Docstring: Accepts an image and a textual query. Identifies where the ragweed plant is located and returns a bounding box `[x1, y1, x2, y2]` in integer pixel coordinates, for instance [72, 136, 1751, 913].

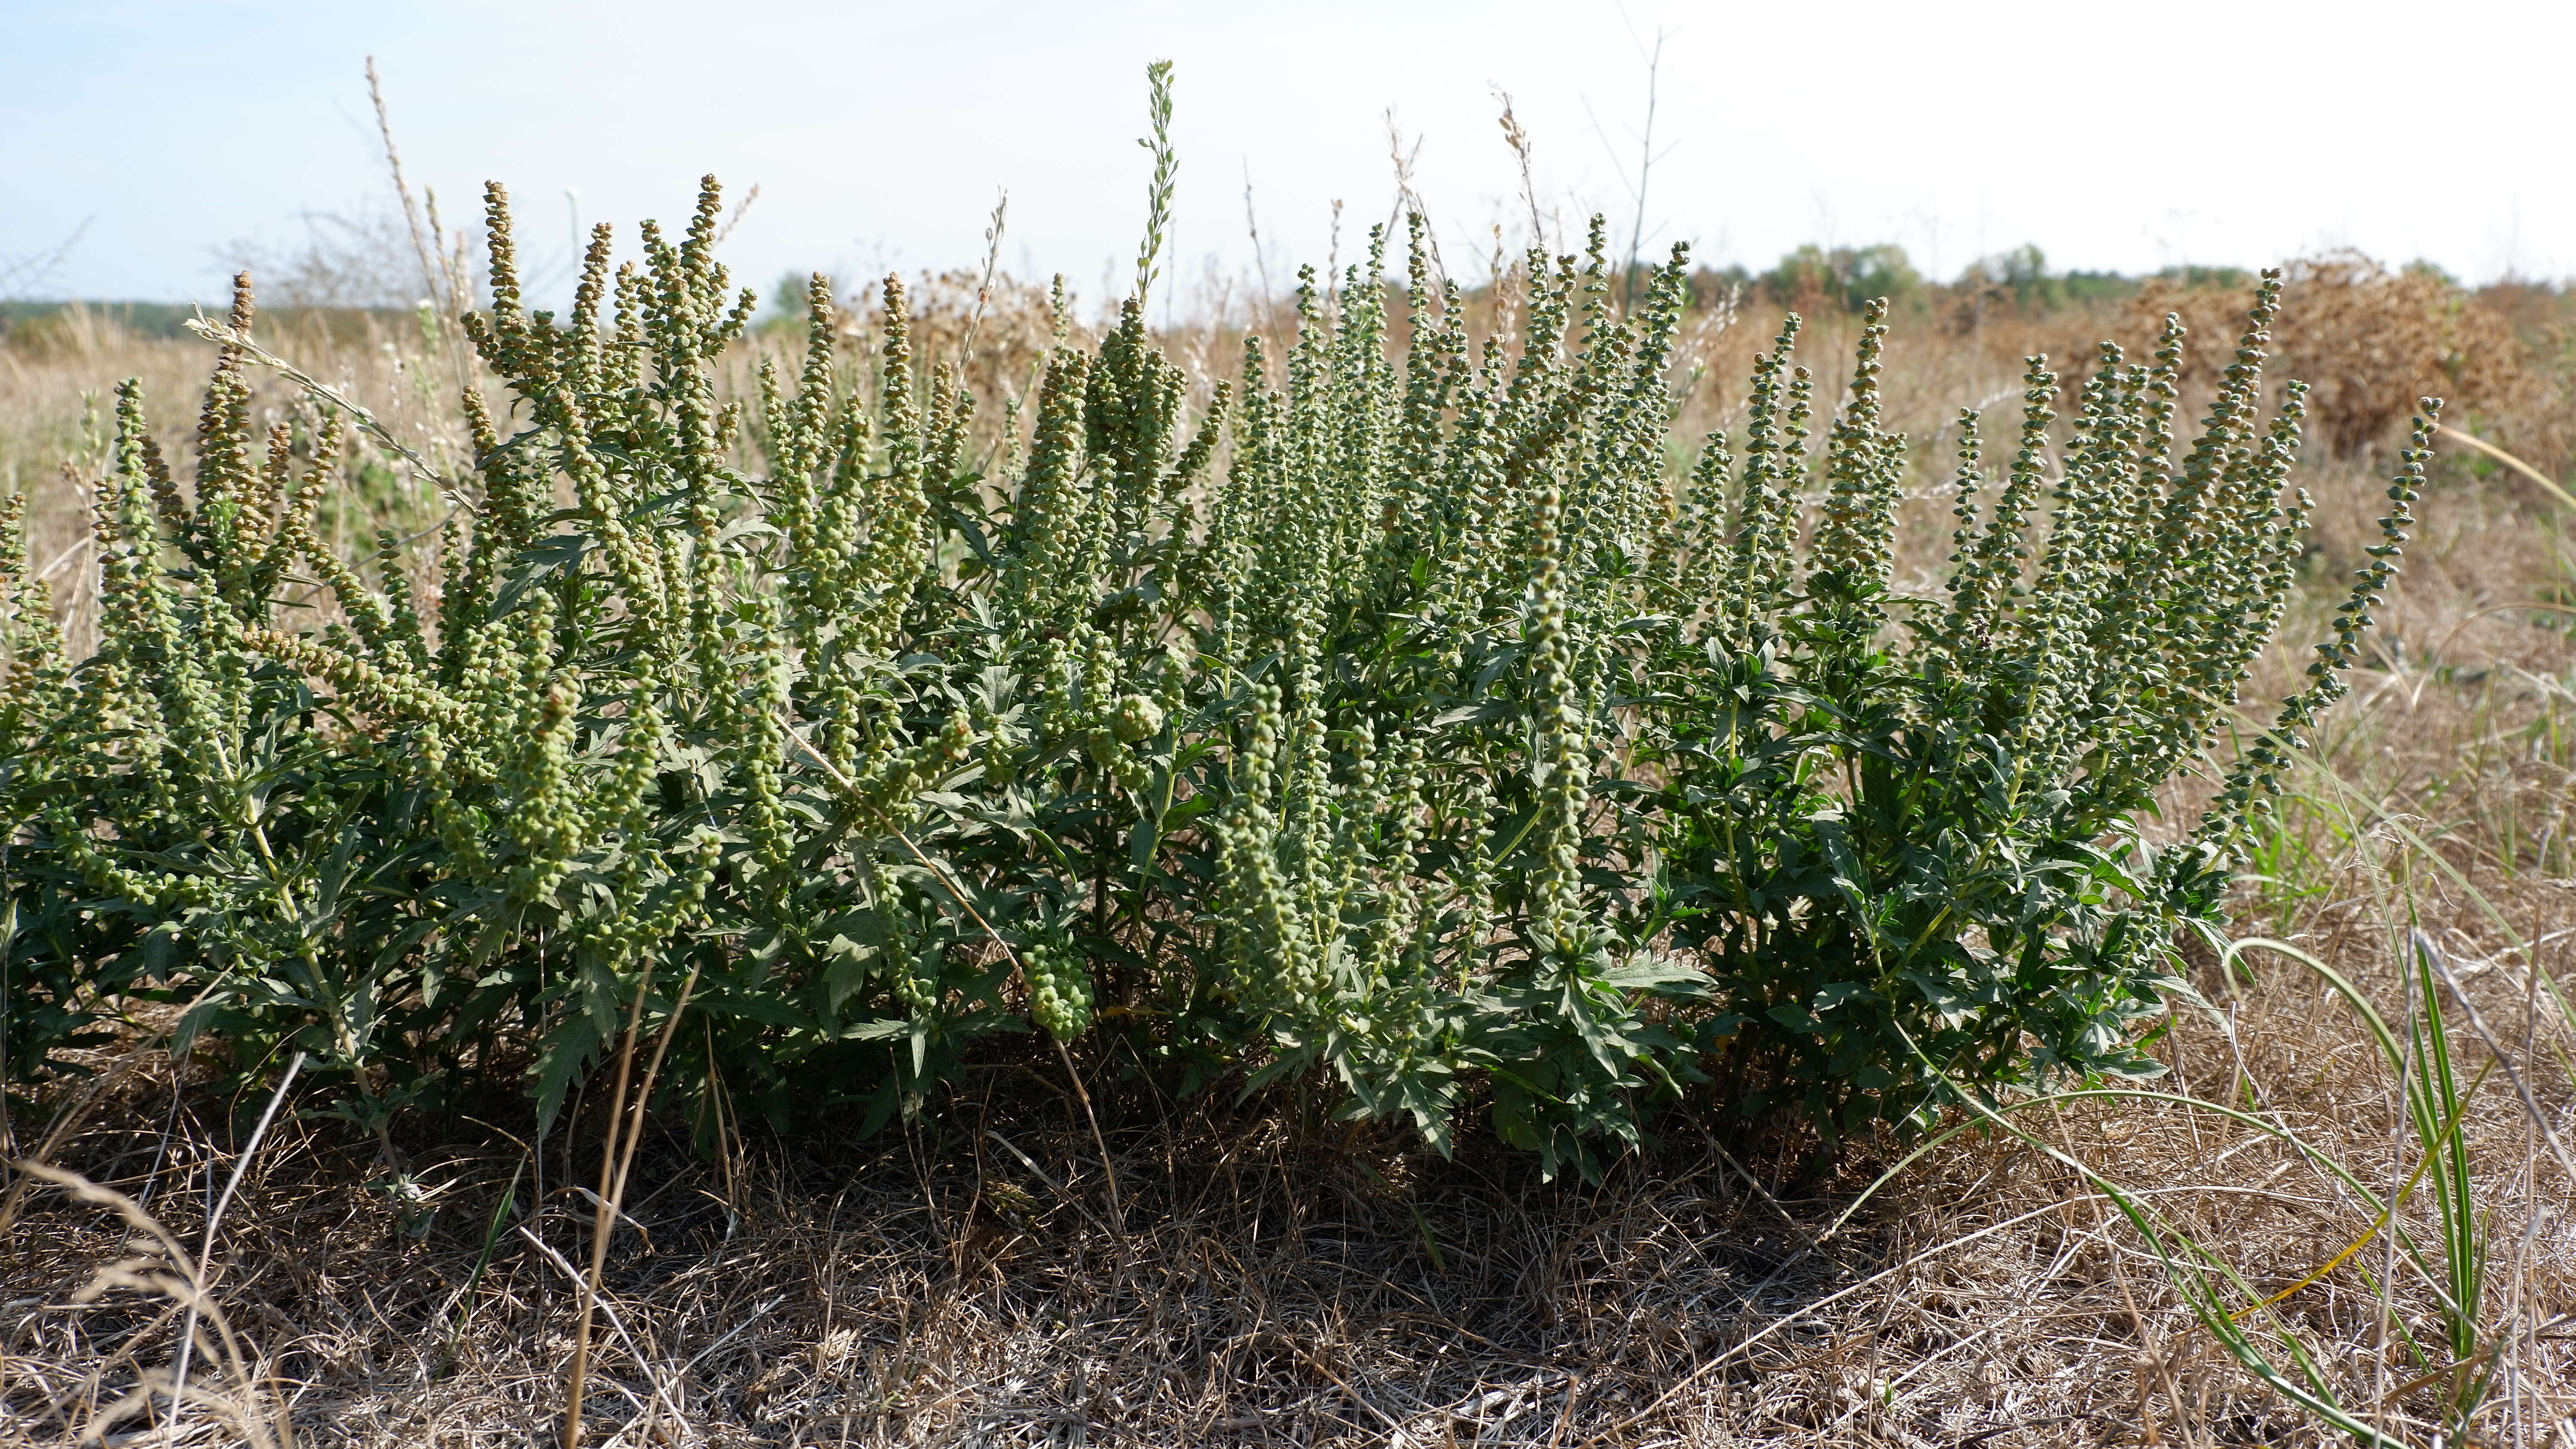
[0, 161, 2427, 1174]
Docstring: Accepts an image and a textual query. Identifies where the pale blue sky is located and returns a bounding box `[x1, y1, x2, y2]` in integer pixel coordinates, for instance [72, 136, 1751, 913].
[5, 0, 2569, 306]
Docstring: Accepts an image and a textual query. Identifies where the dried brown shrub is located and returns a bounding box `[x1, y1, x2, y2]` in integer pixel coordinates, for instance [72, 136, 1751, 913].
[2133, 250, 2545, 456]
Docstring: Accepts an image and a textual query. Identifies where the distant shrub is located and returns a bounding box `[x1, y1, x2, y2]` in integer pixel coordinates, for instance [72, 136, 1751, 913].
[0, 170, 2432, 1176]
[1759, 243, 1923, 315]
[216, 205, 429, 312]
[2135, 251, 2526, 455]
[1950, 246, 2137, 318]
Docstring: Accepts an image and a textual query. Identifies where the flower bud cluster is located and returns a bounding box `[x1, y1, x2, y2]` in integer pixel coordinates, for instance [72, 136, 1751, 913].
[0, 488, 67, 704]
[2197, 400, 2440, 851]
[1023, 934, 1095, 1043]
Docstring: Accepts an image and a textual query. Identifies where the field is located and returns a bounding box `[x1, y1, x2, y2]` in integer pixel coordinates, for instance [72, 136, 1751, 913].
[5, 180, 2576, 1449]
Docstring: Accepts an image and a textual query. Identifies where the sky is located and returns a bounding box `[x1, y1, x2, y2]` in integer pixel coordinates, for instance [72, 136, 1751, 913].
[4, 0, 2570, 309]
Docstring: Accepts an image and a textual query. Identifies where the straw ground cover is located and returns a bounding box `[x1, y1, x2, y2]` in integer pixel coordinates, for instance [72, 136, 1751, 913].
[6, 170, 2576, 1442]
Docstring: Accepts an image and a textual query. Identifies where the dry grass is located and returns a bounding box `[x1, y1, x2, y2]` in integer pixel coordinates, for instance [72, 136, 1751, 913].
[6, 943, 2569, 1447]
[6, 267, 2576, 1448]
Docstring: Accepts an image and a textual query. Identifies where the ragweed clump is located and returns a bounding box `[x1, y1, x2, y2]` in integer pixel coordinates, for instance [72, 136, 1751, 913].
[0, 161, 2424, 1172]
